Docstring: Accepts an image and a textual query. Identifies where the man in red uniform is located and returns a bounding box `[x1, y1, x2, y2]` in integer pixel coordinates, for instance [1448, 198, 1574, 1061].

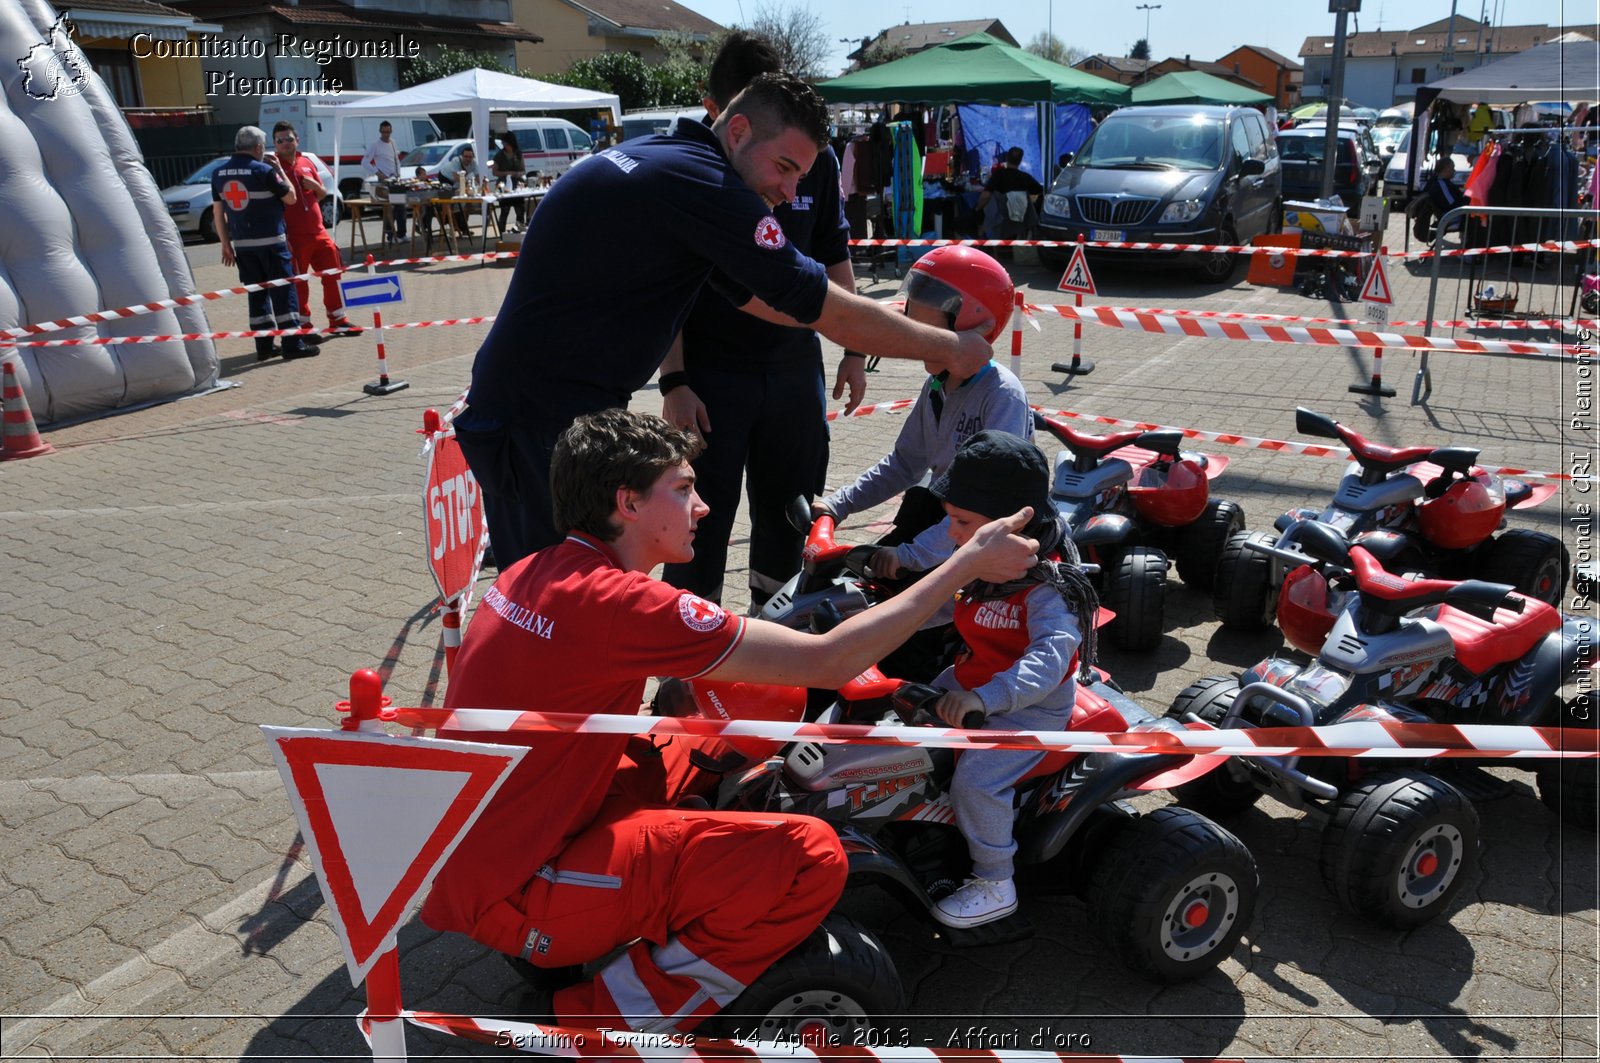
[271, 121, 358, 337]
[422, 408, 1039, 1033]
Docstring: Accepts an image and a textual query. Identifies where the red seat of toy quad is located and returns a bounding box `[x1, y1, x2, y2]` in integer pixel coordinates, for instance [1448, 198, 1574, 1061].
[1335, 422, 1436, 475]
[1017, 682, 1128, 783]
[1041, 417, 1147, 459]
[1434, 599, 1561, 674]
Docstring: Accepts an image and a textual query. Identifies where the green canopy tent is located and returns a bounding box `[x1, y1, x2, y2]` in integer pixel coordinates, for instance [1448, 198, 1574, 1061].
[1131, 71, 1273, 106]
[816, 32, 1130, 106]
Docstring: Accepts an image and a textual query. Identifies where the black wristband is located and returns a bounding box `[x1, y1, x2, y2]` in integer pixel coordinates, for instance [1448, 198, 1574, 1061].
[842, 350, 866, 359]
[659, 371, 691, 395]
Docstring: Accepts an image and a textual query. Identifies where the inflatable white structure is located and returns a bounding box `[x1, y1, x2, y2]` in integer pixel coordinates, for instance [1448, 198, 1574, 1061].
[1, 0, 218, 425]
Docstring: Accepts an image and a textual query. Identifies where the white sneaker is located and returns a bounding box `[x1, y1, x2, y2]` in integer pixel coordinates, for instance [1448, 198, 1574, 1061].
[933, 877, 1017, 928]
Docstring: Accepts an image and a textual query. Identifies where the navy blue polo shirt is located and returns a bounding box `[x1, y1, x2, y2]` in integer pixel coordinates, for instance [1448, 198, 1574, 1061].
[467, 118, 831, 418]
[682, 145, 849, 372]
[210, 153, 291, 245]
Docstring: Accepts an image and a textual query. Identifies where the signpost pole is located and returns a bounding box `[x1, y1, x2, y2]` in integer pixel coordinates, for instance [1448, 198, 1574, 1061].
[359, 255, 409, 396]
[1051, 235, 1097, 379]
[1350, 244, 1396, 397]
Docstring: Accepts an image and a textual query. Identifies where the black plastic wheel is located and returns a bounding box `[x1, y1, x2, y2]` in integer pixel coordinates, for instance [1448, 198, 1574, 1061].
[1319, 770, 1479, 929]
[1104, 545, 1168, 650]
[1536, 693, 1598, 831]
[1086, 806, 1257, 982]
[1175, 499, 1247, 591]
[1480, 528, 1570, 607]
[1213, 530, 1276, 630]
[703, 913, 903, 1044]
[1166, 677, 1262, 817]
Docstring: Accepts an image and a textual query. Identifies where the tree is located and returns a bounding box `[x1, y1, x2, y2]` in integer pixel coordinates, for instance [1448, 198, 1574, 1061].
[402, 45, 510, 87]
[859, 39, 907, 70]
[1130, 38, 1151, 61]
[650, 31, 710, 107]
[745, 2, 830, 77]
[1025, 32, 1087, 67]
[546, 51, 654, 110]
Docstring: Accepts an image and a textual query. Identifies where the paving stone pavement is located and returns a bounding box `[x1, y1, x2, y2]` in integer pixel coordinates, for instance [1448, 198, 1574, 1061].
[0, 214, 1595, 1061]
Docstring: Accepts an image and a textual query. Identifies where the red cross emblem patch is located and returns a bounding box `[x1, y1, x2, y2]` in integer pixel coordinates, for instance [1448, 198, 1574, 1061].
[753, 216, 786, 250]
[221, 179, 250, 211]
[677, 594, 726, 632]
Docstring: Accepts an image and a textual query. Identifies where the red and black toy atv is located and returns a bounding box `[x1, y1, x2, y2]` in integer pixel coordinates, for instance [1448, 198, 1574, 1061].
[657, 662, 1259, 994]
[1215, 407, 1567, 644]
[1034, 414, 1243, 650]
[1171, 525, 1597, 928]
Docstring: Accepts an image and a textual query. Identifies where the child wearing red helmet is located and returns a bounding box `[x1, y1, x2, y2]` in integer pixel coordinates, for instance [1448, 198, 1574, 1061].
[814, 246, 1033, 579]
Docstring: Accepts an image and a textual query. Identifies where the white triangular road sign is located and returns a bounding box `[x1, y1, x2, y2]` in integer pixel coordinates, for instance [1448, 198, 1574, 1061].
[1057, 244, 1098, 295]
[1358, 254, 1393, 304]
[262, 726, 526, 984]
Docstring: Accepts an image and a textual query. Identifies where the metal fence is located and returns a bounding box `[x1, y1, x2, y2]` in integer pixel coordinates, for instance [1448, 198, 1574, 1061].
[1416, 204, 1594, 404]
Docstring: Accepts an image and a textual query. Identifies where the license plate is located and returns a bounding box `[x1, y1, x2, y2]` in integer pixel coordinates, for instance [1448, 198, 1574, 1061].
[1091, 229, 1123, 242]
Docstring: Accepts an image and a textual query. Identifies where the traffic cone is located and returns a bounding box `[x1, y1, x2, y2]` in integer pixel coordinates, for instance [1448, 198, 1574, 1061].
[1, 360, 54, 460]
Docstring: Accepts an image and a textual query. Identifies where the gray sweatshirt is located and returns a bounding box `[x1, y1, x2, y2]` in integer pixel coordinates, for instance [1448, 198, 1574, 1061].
[823, 363, 1033, 562]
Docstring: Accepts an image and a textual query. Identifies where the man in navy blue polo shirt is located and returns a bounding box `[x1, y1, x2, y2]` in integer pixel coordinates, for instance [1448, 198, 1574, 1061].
[658, 32, 862, 608]
[455, 72, 999, 570]
[210, 126, 314, 362]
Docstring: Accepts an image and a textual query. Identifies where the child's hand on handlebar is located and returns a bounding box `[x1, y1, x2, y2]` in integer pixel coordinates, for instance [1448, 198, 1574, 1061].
[868, 547, 902, 580]
[932, 690, 985, 729]
[810, 499, 837, 522]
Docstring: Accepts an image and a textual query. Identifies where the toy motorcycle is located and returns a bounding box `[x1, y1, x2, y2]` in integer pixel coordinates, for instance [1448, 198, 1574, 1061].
[1170, 525, 1597, 929]
[1034, 414, 1242, 650]
[1215, 406, 1567, 640]
[657, 664, 1259, 987]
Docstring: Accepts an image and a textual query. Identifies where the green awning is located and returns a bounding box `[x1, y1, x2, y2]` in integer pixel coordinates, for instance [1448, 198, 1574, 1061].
[1130, 71, 1273, 106]
[817, 33, 1130, 106]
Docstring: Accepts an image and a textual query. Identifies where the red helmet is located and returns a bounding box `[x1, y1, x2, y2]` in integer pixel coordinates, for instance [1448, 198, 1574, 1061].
[1128, 457, 1210, 527]
[1277, 564, 1339, 655]
[1416, 477, 1504, 550]
[902, 245, 1015, 342]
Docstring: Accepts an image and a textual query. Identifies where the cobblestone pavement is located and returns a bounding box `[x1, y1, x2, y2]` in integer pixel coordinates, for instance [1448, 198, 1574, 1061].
[1, 213, 1595, 1061]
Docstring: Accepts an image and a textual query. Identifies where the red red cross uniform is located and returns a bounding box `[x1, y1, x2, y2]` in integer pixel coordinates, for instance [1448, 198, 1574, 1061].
[281, 153, 351, 329]
[421, 534, 845, 1033]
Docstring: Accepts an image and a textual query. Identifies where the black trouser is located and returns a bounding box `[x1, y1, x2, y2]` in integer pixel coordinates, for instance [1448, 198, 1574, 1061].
[237, 242, 303, 357]
[661, 360, 829, 605]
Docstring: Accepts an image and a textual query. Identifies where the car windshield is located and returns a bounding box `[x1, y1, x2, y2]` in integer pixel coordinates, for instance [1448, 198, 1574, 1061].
[402, 143, 455, 166]
[1372, 125, 1406, 151]
[182, 157, 227, 184]
[1276, 134, 1352, 164]
[1073, 115, 1225, 171]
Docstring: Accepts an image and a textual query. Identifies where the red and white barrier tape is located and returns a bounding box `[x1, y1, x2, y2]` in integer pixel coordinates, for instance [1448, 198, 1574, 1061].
[825, 397, 917, 422]
[0, 317, 500, 348]
[381, 706, 1598, 759]
[1060, 305, 1595, 332]
[1028, 404, 1588, 484]
[848, 237, 1595, 261]
[380, 1009, 1229, 1061]
[1039, 302, 1581, 358]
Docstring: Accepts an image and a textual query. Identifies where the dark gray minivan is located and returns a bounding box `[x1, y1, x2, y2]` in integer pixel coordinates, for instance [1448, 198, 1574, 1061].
[1040, 105, 1281, 280]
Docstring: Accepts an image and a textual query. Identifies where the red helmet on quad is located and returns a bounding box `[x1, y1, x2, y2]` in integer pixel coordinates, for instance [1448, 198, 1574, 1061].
[1277, 563, 1339, 655]
[1416, 476, 1505, 550]
[902, 245, 1014, 342]
[1128, 457, 1210, 527]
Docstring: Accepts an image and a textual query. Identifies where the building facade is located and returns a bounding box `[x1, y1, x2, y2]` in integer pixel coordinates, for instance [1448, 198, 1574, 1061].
[511, 0, 721, 76]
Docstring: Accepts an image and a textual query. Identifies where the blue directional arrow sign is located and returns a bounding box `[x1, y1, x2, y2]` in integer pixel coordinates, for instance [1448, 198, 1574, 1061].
[339, 274, 405, 308]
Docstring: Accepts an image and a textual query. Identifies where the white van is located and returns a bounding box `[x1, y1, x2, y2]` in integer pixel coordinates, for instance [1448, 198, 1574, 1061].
[259, 92, 442, 198]
[618, 106, 707, 142]
[504, 117, 596, 179]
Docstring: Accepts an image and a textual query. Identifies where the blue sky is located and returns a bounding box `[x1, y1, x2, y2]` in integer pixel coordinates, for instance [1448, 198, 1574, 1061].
[684, 1, 1578, 77]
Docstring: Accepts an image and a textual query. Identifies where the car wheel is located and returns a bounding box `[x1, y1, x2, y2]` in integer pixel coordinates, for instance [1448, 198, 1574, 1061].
[1266, 197, 1284, 235]
[1196, 222, 1238, 282]
[1175, 499, 1247, 591]
[1481, 528, 1570, 607]
[198, 209, 218, 243]
[1104, 546, 1168, 650]
[1166, 677, 1263, 818]
[1536, 693, 1598, 831]
[1213, 531, 1275, 630]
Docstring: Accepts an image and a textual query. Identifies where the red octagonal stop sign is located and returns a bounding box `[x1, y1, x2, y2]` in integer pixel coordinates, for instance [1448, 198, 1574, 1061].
[422, 427, 485, 603]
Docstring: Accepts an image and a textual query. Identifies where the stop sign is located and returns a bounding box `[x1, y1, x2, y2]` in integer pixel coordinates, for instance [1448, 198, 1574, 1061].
[422, 425, 485, 603]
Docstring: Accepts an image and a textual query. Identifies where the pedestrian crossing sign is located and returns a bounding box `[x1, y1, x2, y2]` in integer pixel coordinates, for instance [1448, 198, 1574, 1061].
[1057, 244, 1097, 296]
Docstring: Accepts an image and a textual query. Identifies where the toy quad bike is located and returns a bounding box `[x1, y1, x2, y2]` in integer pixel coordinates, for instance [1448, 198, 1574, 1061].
[1033, 413, 1243, 650]
[1170, 525, 1597, 929]
[1215, 406, 1567, 638]
[657, 665, 1259, 991]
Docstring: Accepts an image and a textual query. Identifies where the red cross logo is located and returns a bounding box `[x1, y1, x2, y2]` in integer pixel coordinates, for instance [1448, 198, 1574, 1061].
[753, 216, 786, 250]
[678, 594, 725, 632]
[221, 180, 249, 211]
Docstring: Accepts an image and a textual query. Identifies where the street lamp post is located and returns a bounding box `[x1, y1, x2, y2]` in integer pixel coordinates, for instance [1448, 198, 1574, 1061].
[1135, 4, 1161, 82]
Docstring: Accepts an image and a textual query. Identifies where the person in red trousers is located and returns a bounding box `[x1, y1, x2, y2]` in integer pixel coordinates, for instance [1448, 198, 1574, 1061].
[271, 121, 359, 338]
[421, 408, 1038, 1033]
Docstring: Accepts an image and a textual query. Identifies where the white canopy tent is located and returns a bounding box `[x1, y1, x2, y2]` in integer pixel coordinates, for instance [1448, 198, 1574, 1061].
[330, 68, 622, 178]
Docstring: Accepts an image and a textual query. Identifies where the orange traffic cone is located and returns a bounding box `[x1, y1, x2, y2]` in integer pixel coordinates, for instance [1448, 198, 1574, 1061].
[1, 359, 55, 460]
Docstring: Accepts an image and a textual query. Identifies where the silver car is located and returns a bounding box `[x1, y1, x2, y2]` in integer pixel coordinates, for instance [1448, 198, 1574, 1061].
[162, 154, 343, 242]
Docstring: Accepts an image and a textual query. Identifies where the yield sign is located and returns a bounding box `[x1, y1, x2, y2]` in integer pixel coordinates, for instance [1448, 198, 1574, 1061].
[1056, 243, 1097, 296]
[1358, 254, 1394, 305]
[261, 726, 525, 984]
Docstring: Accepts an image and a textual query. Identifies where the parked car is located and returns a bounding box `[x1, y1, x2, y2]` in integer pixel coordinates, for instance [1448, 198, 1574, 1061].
[259, 92, 441, 199]
[1274, 126, 1383, 211]
[400, 138, 474, 181]
[1038, 104, 1282, 281]
[1382, 128, 1470, 205]
[504, 117, 596, 178]
[617, 106, 707, 142]
[1370, 122, 1407, 158]
[162, 153, 343, 243]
